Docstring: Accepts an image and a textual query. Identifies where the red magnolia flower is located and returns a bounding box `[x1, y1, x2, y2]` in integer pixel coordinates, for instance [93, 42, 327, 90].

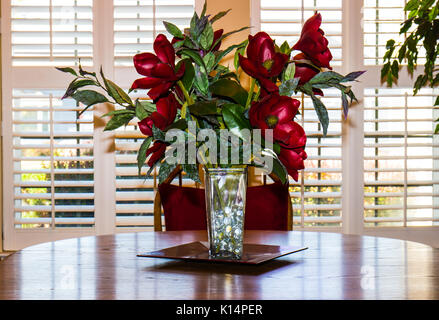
[145, 141, 166, 167]
[292, 12, 333, 69]
[210, 29, 224, 52]
[138, 94, 179, 137]
[293, 53, 319, 85]
[279, 146, 307, 182]
[239, 32, 289, 94]
[249, 93, 303, 148]
[131, 34, 185, 101]
[293, 53, 323, 96]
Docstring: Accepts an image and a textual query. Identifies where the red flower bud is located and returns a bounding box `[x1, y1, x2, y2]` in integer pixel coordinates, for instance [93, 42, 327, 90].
[292, 12, 333, 69]
[145, 141, 166, 167]
[279, 146, 307, 182]
[138, 94, 179, 137]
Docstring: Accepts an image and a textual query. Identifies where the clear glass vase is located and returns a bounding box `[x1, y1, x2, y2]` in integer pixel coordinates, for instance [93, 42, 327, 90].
[204, 167, 248, 260]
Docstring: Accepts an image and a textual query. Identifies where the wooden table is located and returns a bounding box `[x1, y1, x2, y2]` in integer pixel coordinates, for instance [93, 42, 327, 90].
[0, 230, 438, 300]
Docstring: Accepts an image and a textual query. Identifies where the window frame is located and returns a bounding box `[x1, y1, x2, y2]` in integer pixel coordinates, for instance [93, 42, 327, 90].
[2, 0, 439, 251]
[251, 0, 439, 238]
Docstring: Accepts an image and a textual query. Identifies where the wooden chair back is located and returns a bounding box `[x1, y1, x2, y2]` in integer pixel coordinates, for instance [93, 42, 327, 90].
[153, 165, 293, 231]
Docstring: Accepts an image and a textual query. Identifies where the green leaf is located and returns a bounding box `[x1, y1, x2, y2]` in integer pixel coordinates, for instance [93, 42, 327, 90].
[152, 124, 166, 141]
[56, 67, 78, 77]
[193, 66, 209, 96]
[211, 27, 250, 52]
[102, 109, 135, 118]
[190, 11, 199, 35]
[341, 70, 367, 82]
[434, 96, 439, 106]
[391, 60, 400, 79]
[107, 79, 133, 105]
[188, 100, 218, 116]
[271, 156, 288, 184]
[310, 94, 329, 136]
[78, 64, 96, 77]
[163, 21, 183, 38]
[209, 79, 248, 106]
[182, 164, 201, 183]
[341, 92, 349, 120]
[405, 0, 419, 11]
[435, 123, 439, 134]
[381, 62, 391, 81]
[200, 22, 214, 51]
[279, 41, 291, 55]
[385, 39, 396, 50]
[200, 1, 207, 17]
[100, 67, 133, 106]
[165, 119, 188, 131]
[414, 74, 426, 94]
[137, 137, 153, 174]
[135, 99, 150, 120]
[283, 63, 296, 81]
[104, 113, 134, 131]
[62, 79, 97, 99]
[279, 78, 300, 97]
[309, 71, 344, 85]
[203, 52, 216, 72]
[180, 49, 207, 73]
[137, 100, 156, 113]
[222, 103, 251, 140]
[398, 44, 407, 62]
[400, 19, 413, 34]
[210, 9, 231, 24]
[158, 162, 178, 184]
[71, 90, 109, 115]
[177, 59, 195, 91]
[214, 40, 248, 68]
[234, 40, 248, 71]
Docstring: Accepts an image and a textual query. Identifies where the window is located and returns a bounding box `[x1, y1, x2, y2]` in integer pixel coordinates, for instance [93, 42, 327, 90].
[2, 0, 438, 250]
[252, 0, 439, 231]
[2, 0, 196, 250]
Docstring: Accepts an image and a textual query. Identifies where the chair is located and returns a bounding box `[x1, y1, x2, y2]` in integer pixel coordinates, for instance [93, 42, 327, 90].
[153, 165, 293, 231]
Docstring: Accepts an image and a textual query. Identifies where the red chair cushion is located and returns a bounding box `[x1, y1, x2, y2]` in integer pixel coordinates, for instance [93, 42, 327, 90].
[158, 182, 290, 231]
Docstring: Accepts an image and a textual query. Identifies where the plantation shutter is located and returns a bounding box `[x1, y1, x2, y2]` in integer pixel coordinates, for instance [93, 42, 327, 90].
[257, 0, 343, 227]
[364, 88, 439, 226]
[363, 0, 439, 227]
[11, 0, 93, 66]
[114, 0, 194, 66]
[2, 0, 196, 249]
[113, 0, 194, 230]
[2, 0, 96, 249]
[11, 89, 95, 228]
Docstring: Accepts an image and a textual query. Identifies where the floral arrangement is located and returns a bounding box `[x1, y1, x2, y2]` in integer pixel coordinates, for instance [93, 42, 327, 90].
[57, 5, 364, 185]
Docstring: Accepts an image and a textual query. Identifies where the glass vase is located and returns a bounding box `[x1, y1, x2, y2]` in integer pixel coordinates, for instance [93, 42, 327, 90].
[204, 166, 248, 260]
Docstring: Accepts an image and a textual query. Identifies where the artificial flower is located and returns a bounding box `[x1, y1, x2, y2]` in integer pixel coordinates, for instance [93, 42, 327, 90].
[238, 32, 289, 94]
[278, 146, 307, 182]
[138, 94, 179, 137]
[145, 141, 167, 167]
[249, 93, 304, 148]
[292, 12, 333, 69]
[131, 34, 185, 100]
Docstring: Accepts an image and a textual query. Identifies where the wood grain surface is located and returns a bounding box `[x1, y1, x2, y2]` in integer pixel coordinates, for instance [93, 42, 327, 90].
[0, 230, 438, 300]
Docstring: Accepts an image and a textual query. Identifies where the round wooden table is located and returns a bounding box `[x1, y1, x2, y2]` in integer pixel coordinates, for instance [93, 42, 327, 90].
[0, 230, 438, 300]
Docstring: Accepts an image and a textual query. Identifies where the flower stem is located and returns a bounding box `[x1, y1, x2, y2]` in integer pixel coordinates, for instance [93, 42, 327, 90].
[177, 80, 194, 105]
[245, 78, 256, 109]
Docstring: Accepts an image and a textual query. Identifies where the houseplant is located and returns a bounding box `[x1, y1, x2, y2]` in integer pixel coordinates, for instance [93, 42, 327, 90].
[381, 0, 439, 130]
[57, 4, 364, 259]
